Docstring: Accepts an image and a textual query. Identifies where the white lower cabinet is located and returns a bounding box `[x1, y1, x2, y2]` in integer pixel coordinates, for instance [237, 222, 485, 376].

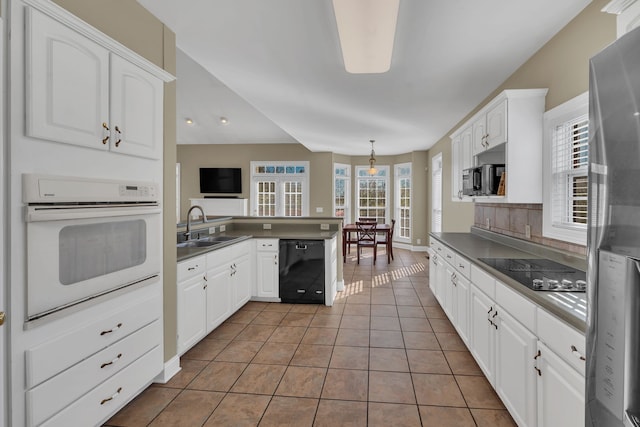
[255, 239, 279, 299]
[469, 284, 496, 384]
[535, 341, 585, 427]
[430, 236, 585, 427]
[177, 240, 253, 356]
[495, 306, 538, 427]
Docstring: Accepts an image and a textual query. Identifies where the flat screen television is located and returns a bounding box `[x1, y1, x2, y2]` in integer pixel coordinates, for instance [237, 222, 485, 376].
[199, 168, 242, 194]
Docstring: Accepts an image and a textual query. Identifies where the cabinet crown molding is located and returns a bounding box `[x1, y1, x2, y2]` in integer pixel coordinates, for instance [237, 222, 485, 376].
[602, 0, 637, 14]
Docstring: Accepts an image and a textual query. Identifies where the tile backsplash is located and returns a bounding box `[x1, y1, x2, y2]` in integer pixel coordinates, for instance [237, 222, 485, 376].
[474, 203, 586, 256]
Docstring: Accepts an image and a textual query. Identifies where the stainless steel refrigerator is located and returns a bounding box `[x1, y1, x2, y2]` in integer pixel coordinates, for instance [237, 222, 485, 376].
[587, 24, 640, 427]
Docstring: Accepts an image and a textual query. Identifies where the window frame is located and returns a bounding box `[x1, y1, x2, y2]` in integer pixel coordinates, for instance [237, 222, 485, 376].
[250, 161, 310, 217]
[355, 165, 390, 224]
[333, 163, 351, 223]
[394, 162, 411, 242]
[542, 92, 588, 245]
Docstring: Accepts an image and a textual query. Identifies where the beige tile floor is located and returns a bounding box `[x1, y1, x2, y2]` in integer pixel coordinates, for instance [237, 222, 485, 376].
[104, 248, 516, 427]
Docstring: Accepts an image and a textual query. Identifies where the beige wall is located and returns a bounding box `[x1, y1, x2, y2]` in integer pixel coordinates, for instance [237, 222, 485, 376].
[427, 0, 616, 235]
[53, 0, 179, 362]
[179, 145, 431, 246]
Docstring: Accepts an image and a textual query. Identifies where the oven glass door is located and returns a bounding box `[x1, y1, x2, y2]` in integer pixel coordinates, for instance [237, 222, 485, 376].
[26, 207, 161, 319]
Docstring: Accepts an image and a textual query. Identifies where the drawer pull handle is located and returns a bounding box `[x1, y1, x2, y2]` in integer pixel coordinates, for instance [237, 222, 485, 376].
[187, 265, 198, 271]
[100, 323, 123, 336]
[100, 387, 122, 405]
[570, 345, 586, 361]
[100, 353, 123, 369]
[458, 263, 464, 268]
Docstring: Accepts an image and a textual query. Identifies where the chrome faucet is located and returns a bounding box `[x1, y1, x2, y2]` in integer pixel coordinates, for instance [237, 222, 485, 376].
[185, 205, 207, 240]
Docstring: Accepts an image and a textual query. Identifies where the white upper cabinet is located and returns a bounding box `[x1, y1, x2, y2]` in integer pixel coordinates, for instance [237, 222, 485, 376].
[25, 6, 172, 160]
[450, 126, 473, 201]
[109, 55, 164, 159]
[26, 8, 110, 151]
[450, 89, 547, 203]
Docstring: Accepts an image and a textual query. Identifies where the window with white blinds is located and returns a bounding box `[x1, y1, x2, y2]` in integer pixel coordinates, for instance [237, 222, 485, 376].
[431, 154, 443, 233]
[543, 93, 588, 245]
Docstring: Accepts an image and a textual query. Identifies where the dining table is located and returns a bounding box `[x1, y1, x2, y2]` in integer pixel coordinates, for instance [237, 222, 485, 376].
[342, 223, 392, 263]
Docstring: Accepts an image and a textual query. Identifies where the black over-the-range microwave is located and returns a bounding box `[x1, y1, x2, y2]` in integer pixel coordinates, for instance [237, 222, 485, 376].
[462, 164, 505, 196]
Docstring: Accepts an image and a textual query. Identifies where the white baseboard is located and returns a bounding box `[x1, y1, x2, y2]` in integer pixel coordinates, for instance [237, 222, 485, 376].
[393, 242, 428, 252]
[250, 297, 281, 303]
[154, 355, 181, 384]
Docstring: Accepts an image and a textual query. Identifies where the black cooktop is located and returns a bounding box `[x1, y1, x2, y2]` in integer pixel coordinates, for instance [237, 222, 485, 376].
[478, 258, 586, 292]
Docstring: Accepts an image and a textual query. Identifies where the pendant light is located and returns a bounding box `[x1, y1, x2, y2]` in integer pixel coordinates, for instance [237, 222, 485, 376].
[368, 139, 377, 175]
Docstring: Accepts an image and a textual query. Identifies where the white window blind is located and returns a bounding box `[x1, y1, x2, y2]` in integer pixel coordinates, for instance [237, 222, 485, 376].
[551, 114, 588, 227]
[431, 154, 442, 233]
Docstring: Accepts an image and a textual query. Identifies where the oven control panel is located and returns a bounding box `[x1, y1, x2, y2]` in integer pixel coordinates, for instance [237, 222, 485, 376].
[119, 184, 157, 199]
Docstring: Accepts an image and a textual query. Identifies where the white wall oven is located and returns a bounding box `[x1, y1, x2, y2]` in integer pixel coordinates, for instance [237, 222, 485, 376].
[23, 174, 161, 320]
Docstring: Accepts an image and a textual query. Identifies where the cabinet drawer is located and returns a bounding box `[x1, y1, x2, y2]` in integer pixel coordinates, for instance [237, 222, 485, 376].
[27, 320, 161, 426]
[441, 246, 455, 265]
[537, 308, 586, 374]
[495, 280, 536, 333]
[177, 255, 206, 280]
[26, 291, 161, 388]
[430, 238, 444, 254]
[232, 240, 251, 258]
[256, 238, 279, 252]
[471, 264, 496, 298]
[454, 254, 471, 279]
[40, 345, 162, 427]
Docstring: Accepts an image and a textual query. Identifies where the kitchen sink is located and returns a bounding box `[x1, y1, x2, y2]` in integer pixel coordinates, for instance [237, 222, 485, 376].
[176, 240, 221, 248]
[197, 235, 239, 243]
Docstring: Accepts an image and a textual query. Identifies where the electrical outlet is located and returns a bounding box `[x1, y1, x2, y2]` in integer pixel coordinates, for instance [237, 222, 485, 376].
[208, 226, 216, 234]
[417, 238, 421, 244]
[320, 224, 330, 230]
[316, 207, 324, 213]
[485, 218, 490, 228]
[263, 223, 272, 230]
[220, 225, 226, 232]
[525, 224, 531, 239]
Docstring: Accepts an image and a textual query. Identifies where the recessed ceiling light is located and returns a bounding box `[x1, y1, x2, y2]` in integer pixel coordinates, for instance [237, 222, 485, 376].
[332, 0, 400, 74]
[185, 118, 194, 125]
[220, 117, 229, 125]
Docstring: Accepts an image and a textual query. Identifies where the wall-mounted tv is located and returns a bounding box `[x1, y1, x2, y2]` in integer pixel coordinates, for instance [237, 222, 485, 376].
[199, 168, 242, 194]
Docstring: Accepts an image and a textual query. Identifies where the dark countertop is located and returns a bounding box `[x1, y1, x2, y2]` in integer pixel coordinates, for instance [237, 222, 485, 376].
[177, 229, 339, 262]
[430, 229, 587, 332]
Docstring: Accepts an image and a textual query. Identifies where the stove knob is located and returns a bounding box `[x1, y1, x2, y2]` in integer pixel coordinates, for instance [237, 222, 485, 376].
[532, 279, 544, 290]
[548, 279, 559, 290]
[575, 280, 587, 291]
[561, 279, 573, 289]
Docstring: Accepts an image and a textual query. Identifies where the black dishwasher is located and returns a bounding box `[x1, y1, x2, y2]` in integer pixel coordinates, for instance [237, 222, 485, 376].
[279, 239, 325, 304]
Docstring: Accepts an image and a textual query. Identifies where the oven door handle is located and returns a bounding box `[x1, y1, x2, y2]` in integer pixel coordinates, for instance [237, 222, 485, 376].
[25, 205, 161, 222]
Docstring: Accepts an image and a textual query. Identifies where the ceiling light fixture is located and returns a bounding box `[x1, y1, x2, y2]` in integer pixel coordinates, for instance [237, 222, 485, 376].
[332, 0, 400, 74]
[368, 139, 377, 175]
[185, 118, 194, 125]
[220, 117, 229, 125]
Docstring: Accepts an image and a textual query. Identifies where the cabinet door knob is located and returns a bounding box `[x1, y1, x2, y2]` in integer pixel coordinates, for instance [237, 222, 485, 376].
[114, 125, 122, 147]
[102, 122, 110, 145]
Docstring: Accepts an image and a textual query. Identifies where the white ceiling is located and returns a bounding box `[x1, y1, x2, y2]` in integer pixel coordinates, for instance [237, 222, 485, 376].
[138, 0, 592, 155]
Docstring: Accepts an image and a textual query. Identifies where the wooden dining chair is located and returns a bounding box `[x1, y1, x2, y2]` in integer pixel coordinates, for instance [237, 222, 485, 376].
[376, 219, 395, 263]
[356, 221, 377, 264]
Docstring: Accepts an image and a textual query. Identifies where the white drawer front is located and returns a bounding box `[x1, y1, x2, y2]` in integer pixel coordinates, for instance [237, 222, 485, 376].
[177, 255, 206, 280]
[441, 246, 455, 265]
[40, 345, 162, 427]
[232, 240, 252, 258]
[26, 291, 161, 388]
[471, 264, 496, 298]
[537, 308, 586, 374]
[495, 280, 536, 333]
[205, 245, 233, 266]
[27, 320, 161, 426]
[256, 238, 279, 252]
[455, 254, 471, 279]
